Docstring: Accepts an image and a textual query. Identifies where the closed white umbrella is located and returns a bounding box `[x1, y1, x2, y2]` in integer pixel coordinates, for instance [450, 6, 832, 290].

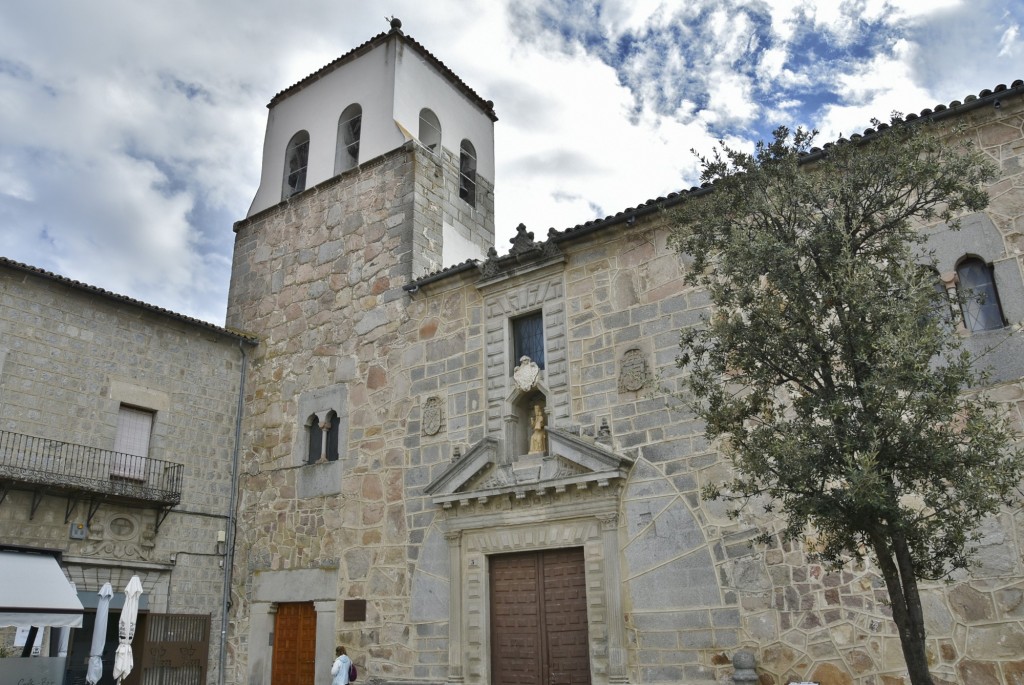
[58, 581, 77, 659]
[86, 582, 113, 685]
[112, 576, 143, 684]
[58, 626, 71, 657]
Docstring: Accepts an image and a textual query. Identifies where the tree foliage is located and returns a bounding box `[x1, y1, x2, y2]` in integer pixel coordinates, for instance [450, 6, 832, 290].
[671, 120, 1023, 684]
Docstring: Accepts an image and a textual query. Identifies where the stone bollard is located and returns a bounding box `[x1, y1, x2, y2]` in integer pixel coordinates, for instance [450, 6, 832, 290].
[731, 650, 758, 683]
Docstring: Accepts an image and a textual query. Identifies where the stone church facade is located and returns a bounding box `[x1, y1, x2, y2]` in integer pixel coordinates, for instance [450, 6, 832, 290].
[223, 20, 1024, 685]
[3, 19, 1022, 685]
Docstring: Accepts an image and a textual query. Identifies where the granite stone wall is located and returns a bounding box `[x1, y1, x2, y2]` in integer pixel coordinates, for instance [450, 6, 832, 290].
[0, 263, 245, 684]
[226, 96, 1024, 685]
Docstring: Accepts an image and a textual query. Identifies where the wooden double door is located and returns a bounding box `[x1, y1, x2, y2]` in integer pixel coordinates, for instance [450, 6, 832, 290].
[272, 602, 317, 685]
[490, 548, 592, 685]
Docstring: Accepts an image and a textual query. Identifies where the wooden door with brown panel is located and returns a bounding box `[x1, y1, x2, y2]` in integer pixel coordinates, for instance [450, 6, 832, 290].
[272, 601, 317, 685]
[490, 548, 591, 685]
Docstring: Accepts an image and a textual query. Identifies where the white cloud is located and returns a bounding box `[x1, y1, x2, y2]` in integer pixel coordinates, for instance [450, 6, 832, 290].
[0, 0, 1017, 323]
[998, 23, 1020, 57]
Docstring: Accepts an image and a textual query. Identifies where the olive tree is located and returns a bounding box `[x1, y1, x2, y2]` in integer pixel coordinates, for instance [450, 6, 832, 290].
[671, 121, 1023, 685]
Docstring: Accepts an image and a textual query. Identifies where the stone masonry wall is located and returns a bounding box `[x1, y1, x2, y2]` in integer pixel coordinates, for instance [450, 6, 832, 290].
[227, 142, 423, 683]
[412, 143, 495, 280]
[0, 264, 245, 684]
[226, 94, 1024, 685]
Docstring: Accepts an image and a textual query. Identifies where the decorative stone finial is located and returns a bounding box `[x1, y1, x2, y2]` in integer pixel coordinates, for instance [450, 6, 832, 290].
[388, 16, 403, 34]
[509, 223, 538, 256]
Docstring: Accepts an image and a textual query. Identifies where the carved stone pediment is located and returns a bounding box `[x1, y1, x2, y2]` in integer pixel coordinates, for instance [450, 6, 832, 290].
[424, 428, 633, 509]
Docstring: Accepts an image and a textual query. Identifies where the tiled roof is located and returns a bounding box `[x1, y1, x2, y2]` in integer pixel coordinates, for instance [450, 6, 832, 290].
[268, 21, 498, 122]
[405, 259, 481, 291]
[546, 79, 1024, 243]
[406, 78, 1023, 291]
[0, 256, 257, 343]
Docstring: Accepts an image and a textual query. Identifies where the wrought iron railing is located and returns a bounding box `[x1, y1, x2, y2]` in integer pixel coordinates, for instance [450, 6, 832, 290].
[0, 429, 183, 505]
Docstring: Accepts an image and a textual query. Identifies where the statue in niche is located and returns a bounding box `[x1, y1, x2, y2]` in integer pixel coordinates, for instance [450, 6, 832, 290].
[528, 404, 547, 455]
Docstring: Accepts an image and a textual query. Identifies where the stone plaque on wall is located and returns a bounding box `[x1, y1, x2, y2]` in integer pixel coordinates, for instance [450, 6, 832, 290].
[423, 396, 443, 436]
[618, 348, 649, 393]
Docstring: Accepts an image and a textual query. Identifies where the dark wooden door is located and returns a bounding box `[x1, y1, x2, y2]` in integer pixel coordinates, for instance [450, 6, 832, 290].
[490, 548, 591, 685]
[272, 602, 317, 685]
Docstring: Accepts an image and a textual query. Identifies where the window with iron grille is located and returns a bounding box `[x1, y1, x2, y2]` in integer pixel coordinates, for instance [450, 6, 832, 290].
[139, 613, 211, 685]
[283, 131, 310, 199]
[336, 104, 362, 173]
[459, 139, 477, 207]
[956, 257, 1004, 332]
[419, 108, 442, 152]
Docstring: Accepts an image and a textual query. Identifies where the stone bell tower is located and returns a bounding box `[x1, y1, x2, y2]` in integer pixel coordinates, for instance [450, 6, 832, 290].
[228, 17, 496, 332]
[223, 25, 497, 683]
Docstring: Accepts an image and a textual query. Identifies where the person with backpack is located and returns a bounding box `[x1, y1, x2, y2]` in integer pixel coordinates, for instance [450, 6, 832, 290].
[331, 645, 355, 685]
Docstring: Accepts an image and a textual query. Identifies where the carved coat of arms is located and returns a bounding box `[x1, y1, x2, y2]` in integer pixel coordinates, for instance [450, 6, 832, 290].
[422, 396, 443, 436]
[513, 356, 540, 392]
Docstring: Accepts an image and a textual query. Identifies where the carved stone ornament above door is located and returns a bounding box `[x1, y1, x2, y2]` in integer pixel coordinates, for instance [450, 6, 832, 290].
[424, 428, 633, 510]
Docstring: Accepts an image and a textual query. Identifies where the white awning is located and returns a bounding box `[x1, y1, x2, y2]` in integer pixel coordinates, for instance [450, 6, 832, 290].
[0, 551, 84, 628]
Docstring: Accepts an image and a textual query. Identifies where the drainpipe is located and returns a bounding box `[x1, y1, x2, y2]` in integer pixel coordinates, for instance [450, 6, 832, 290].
[219, 339, 248, 685]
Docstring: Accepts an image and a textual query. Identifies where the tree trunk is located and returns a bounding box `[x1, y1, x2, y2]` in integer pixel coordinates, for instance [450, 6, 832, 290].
[869, 531, 934, 685]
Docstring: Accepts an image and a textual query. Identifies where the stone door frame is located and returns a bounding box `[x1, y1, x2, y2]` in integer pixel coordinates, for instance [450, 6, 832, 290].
[444, 510, 630, 685]
[246, 567, 338, 685]
[271, 601, 317, 684]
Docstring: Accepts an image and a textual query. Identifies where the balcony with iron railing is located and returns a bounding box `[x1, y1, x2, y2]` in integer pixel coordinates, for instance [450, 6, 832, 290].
[0, 429, 183, 507]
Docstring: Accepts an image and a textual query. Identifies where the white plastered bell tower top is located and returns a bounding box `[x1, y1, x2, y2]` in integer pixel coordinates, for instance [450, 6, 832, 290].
[247, 18, 498, 227]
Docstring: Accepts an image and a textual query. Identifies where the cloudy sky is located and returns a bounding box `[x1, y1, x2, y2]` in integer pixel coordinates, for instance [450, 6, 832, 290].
[1, 1, 1021, 324]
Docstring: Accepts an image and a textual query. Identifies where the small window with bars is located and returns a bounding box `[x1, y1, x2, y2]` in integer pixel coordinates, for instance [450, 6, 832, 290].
[282, 130, 310, 199]
[336, 104, 362, 173]
[459, 139, 477, 207]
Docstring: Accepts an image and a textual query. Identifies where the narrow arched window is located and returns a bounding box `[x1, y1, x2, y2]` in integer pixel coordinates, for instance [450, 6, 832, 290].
[459, 139, 476, 207]
[956, 257, 1004, 331]
[306, 411, 340, 464]
[306, 414, 322, 464]
[336, 104, 362, 173]
[324, 410, 339, 462]
[282, 131, 310, 199]
[419, 108, 442, 152]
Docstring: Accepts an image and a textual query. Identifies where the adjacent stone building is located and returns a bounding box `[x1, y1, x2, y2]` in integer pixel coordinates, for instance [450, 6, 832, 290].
[223, 19, 1024, 685]
[0, 257, 253, 684]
